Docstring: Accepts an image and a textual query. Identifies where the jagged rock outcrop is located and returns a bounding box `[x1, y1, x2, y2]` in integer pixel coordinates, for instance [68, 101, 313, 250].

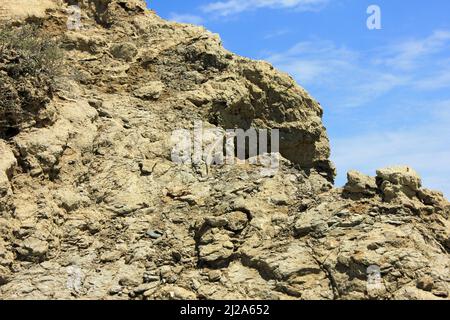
[0, 0, 448, 300]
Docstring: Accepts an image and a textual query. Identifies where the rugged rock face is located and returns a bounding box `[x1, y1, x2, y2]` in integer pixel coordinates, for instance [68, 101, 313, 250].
[0, 0, 448, 300]
[0, 0, 57, 20]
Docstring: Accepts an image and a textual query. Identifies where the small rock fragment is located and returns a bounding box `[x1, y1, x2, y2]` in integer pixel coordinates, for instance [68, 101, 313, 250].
[134, 81, 164, 100]
[226, 211, 248, 232]
[208, 270, 221, 282]
[146, 229, 164, 239]
[417, 276, 434, 292]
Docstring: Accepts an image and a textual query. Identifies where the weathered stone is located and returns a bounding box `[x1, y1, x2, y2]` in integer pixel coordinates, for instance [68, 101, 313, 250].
[417, 276, 434, 292]
[133, 282, 159, 294]
[110, 42, 138, 61]
[198, 230, 234, 265]
[208, 270, 221, 282]
[376, 166, 422, 200]
[294, 217, 328, 238]
[418, 189, 447, 208]
[140, 159, 157, 175]
[159, 285, 197, 300]
[0, 141, 16, 195]
[344, 170, 378, 196]
[204, 216, 228, 228]
[134, 81, 164, 100]
[226, 211, 248, 232]
[53, 189, 87, 212]
[0, 0, 447, 302]
[0, 0, 56, 21]
[119, 275, 141, 287]
[15, 238, 48, 262]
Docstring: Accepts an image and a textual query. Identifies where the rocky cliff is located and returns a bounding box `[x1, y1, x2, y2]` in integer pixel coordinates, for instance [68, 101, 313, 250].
[0, 0, 448, 300]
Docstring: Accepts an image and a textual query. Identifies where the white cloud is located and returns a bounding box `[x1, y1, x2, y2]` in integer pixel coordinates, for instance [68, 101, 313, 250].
[344, 73, 407, 107]
[264, 28, 291, 39]
[201, 0, 328, 16]
[266, 40, 357, 83]
[373, 30, 450, 70]
[415, 66, 450, 90]
[168, 13, 205, 25]
[265, 30, 450, 108]
[166, 0, 328, 26]
[265, 40, 407, 107]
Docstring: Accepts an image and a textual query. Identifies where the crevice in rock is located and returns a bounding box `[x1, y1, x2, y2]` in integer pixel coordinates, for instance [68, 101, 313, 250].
[307, 244, 341, 300]
[239, 254, 279, 282]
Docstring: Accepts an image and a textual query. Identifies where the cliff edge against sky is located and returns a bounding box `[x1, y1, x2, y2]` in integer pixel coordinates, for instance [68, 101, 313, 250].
[0, 0, 448, 300]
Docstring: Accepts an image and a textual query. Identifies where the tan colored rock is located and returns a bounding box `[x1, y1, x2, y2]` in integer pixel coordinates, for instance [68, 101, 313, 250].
[0, 0, 57, 21]
[344, 170, 378, 196]
[139, 159, 157, 175]
[198, 229, 234, 265]
[418, 188, 448, 209]
[159, 285, 197, 300]
[63, 32, 107, 54]
[0, 141, 16, 195]
[134, 81, 165, 100]
[15, 237, 49, 262]
[376, 166, 422, 201]
[417, 276, 434, 292]
[377, 166, 421, 187]
[226, 211, 248, 231]
[0, 0, 448, 301]
[110, 42, 138, 62]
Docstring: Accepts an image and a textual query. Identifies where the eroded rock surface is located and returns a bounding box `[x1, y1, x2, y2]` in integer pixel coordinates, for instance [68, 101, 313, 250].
[0, 0, 448, 300]
[0, 0, 57, 21]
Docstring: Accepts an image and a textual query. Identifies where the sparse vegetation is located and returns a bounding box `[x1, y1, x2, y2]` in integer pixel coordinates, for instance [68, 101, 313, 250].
[0, 24, 63, 138]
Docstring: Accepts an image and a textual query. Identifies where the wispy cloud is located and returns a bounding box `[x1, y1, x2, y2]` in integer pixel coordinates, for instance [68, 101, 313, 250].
[373, 30, 450, 70]
[265, 31, 450, 108]
[164, 0, 328, 26]
[264, 32, 450, 198]
[266, 40, 408, 108]
[168, 12, 205, 25]
[201, 0, 328, 16]
[264, 28, 291, 39]
[414, 65, 450, 90]
[266, 40, 357, 82]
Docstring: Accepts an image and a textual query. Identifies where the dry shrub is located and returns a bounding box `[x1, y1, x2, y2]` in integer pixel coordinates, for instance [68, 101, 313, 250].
[0, 24, 63, 138]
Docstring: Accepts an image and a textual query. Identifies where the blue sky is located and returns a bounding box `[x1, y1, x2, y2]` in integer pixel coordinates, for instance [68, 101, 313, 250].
[148, 0, 450, 198]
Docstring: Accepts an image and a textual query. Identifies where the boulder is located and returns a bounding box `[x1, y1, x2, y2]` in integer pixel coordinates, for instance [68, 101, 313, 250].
[376, 166, 421, 201]
[344, 170, 378, 197]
